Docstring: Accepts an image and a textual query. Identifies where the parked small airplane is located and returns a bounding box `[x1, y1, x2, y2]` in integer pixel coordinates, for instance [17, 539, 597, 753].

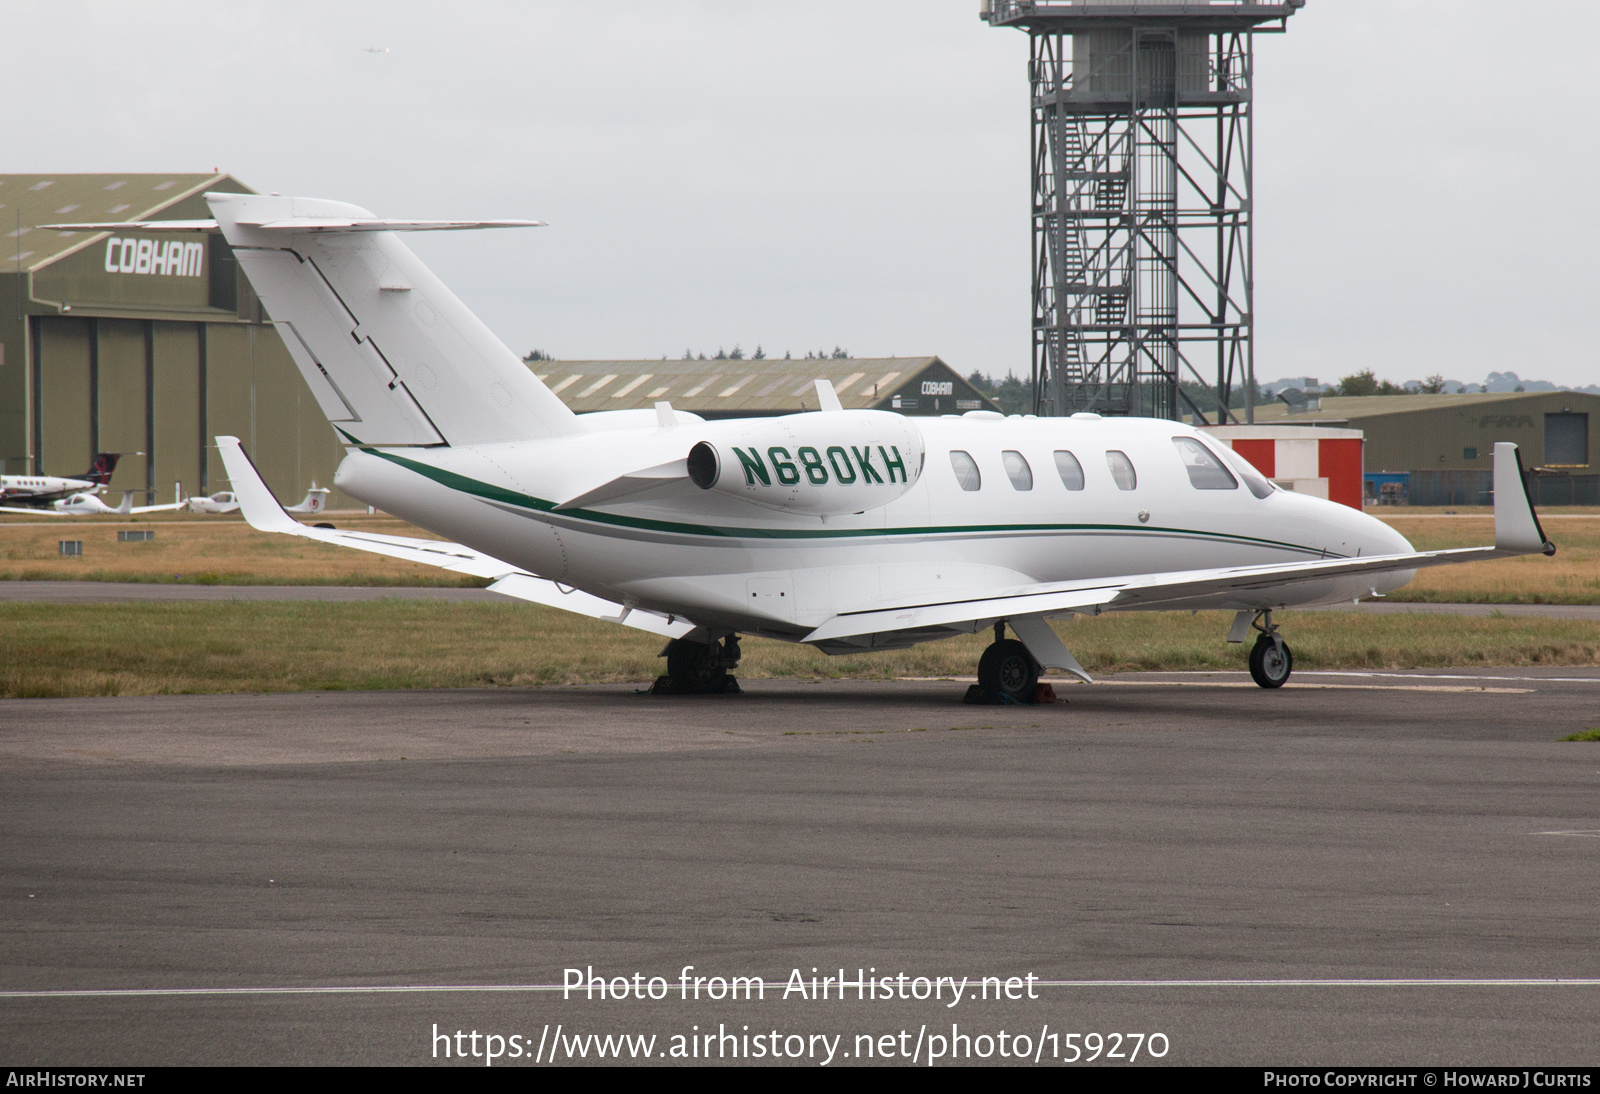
[0, 454, 122, 508]
[188, 491, 241, 515]
[49, 195, 1556, 700]
[0, 486, 186, 517]
[189, 485, 324, 515]
[285, 485, 330, 515]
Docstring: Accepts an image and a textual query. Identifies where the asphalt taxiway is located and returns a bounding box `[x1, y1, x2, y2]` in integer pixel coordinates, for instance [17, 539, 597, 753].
[3, 672, 1598, 1065]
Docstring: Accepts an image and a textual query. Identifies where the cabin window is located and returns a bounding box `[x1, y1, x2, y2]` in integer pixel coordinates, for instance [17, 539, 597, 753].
[949, 450, 981, 491]
[1002, 450, 1033, 491]
[1106, 450, 1137, 491]
[1053, 450, 1085, 491]
[1171, 437, 1238, 490]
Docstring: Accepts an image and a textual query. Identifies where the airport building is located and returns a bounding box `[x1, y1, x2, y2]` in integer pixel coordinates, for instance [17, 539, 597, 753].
[0, 173, 355, 507]
[536, 357, 998, 418]
[1249, 391, 1600, 505]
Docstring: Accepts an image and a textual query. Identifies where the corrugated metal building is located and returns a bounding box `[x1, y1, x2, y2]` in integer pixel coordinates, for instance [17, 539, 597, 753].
[0, 173, 354, 506]
[535, 357, 998, 418]
[1249, 391, 1600, 505]
[1249, 391, 1599, 471]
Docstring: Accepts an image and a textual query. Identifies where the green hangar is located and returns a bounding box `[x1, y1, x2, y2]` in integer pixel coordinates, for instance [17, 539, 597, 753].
[1252, 391, 1600, 505]
[0, 173, 353, 506]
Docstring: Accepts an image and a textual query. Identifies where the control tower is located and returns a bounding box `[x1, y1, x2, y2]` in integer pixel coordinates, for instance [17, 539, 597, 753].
[982, 0, 1303, 421]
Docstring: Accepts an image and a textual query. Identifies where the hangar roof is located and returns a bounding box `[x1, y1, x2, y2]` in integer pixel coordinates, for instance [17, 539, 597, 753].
[0, 173, 253, 272]
[532, 356, 997, 416]
[1250, 390, 1600, 423]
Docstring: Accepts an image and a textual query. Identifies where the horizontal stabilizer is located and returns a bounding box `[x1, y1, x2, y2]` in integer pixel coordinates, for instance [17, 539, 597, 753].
[210, 193, 577, 446]
[41, 220, 219, 233]
[41, 218, 543, 235]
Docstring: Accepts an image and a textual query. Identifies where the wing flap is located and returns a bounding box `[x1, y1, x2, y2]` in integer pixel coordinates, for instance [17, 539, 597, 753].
[486, 574, 695, 639]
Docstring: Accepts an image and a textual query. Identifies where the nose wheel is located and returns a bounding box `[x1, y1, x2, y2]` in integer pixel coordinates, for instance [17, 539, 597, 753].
[1245, 611, 1293, 688]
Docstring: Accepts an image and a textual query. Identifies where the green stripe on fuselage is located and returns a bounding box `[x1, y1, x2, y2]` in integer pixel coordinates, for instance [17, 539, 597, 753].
[360, 447, 1335, 556]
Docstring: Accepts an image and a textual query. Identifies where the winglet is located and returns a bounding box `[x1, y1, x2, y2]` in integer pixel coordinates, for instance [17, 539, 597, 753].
[213, 436, 304, 534]
[814, 379, 843, 413]
[1493, 442, 1555, 556]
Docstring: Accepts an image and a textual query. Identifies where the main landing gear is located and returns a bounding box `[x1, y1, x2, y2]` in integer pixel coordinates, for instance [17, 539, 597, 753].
[1244, 610, 1293, 689]
[655, 634, 743, 695]
[966, 622, 1050, 705]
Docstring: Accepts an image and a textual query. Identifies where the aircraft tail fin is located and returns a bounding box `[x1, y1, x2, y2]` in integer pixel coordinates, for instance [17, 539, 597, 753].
[113, 492, 132, 514]
[206, 193, 581, 449]
[284, 486, 331, 515]
[80, 453, 121, 486]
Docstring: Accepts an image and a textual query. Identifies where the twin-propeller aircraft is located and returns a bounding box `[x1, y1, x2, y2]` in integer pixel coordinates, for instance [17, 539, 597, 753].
[47, 195, 1555, 700]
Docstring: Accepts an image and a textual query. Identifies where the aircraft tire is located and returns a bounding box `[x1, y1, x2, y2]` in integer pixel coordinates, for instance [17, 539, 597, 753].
[978, 639, 1039, 701]
[1248, 633, 1293, 689]
[665, 638, 728, 694]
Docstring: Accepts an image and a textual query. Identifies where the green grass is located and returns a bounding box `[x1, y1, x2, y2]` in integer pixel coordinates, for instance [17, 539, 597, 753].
[1560, 729, 1600, 742]
[2, 601, 1597, 699]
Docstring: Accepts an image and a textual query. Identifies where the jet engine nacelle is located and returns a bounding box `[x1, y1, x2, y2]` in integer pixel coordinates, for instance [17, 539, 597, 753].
[686, 411, 925, 515]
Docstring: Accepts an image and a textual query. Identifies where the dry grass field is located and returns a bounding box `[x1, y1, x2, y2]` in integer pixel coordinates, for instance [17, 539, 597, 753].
[1377, 512, 1599, 604]
[0, 511, 482, 586]
[0, 507, 1594, 698]
[1, 600, 1596, 699]
[1, 508, 1594, 602]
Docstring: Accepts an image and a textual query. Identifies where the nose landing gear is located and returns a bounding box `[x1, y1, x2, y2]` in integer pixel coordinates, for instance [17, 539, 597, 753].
[1245, 610, 1293, 689]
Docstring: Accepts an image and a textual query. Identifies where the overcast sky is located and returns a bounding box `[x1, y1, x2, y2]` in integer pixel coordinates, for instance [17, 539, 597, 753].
[7, 0, 1597, 389]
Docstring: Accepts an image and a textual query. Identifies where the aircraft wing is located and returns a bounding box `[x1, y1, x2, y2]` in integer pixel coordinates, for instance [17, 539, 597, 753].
[0, 505, 78, 516]
[213, 436, 694, 638]
[805, 442, 1554, 645]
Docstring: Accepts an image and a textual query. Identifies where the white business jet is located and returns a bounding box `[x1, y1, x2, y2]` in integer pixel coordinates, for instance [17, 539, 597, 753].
[46, 196, 1555, 700]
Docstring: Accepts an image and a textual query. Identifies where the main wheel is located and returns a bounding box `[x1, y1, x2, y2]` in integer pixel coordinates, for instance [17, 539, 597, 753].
[1248, 633, 1293, 689]
[977, 639, 1040, 702]
[665, 638, 727, 694]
